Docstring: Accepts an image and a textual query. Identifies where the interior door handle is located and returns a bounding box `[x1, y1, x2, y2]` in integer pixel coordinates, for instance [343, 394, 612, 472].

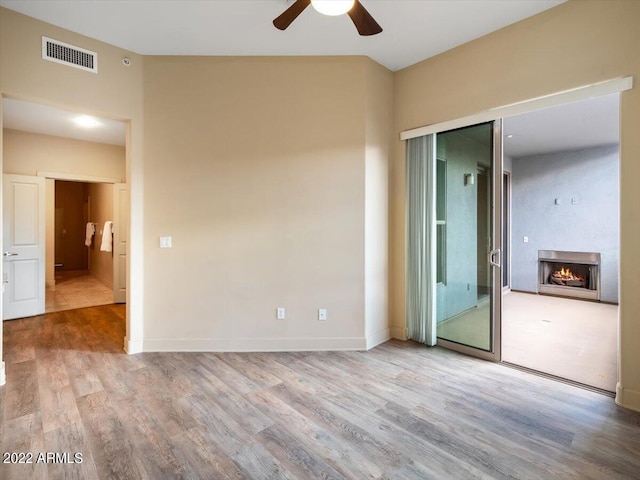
[3, 252, 18, 257]
[488, 249, 501, 268]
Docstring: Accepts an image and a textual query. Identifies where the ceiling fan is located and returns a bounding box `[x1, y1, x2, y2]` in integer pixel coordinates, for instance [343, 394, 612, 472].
[274, 0, 383, 36]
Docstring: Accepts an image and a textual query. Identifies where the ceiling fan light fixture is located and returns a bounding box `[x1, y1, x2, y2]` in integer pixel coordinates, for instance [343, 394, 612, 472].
[311, 0, 355, 16]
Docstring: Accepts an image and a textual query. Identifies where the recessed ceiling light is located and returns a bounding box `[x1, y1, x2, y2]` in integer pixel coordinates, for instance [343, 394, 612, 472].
[73, 115, 101, 128]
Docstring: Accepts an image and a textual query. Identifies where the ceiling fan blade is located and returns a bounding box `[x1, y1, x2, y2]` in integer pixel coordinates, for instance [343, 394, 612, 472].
[273, 0, 312, 30]
[347, 1, 383, 36]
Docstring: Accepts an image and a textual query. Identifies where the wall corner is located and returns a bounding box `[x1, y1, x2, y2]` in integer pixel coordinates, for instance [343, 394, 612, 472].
[615, 382, 640, 413]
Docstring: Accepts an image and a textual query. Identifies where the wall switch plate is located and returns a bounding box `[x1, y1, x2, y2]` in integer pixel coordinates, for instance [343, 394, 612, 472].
[277, 307, 285, 320]
[318, 308, 327, 321]
[160, 236, 172, 248]
[523, 236, 529, 243]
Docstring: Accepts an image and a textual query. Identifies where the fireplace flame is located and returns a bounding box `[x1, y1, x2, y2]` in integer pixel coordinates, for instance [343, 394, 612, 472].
[554, 267, 584, 282]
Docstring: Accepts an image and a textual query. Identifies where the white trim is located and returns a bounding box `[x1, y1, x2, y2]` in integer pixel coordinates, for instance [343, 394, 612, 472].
[143, 336, 367, 352]
[37, 171, 121, 183]
[366, 328, 391, 350]
[400, 76, 633, 140]
[124, 336, 143, 354]
[0, 361, 5, 386]
[616, 382, 640, 413]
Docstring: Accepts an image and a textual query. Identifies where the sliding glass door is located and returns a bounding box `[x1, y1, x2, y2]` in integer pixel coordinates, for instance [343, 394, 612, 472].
[435, 121, 502, 360]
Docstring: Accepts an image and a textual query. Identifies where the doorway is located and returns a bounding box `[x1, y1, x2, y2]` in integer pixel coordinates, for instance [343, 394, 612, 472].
[501, 93, 620, 392]
[47, 180, 118, 313]
[401, 78, 630, 393]
[2, 98, 127, 320]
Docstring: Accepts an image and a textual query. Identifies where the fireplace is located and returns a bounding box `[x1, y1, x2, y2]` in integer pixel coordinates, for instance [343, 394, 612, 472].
[538, 250, 601, 301]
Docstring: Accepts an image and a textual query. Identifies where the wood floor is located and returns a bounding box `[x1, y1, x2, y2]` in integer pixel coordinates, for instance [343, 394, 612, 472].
[2, 306, 640, 479]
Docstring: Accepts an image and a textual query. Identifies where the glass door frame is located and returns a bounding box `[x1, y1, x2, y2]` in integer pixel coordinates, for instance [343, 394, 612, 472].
[436, 119, 503, 362]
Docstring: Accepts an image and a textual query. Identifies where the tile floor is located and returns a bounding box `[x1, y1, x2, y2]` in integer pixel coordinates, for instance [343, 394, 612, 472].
[502, 291, 617, 392]
[45, 270, 114, 313]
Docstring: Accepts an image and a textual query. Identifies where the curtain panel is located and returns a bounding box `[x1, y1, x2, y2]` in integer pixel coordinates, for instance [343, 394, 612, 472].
[405, 135, 436, 346]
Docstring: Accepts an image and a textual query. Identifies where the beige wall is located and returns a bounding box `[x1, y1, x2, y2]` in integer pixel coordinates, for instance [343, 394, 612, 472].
[88, 183, 114, 289]
[365, 60, 393, 347]
[2, 129, 125, 180]
[391, 0, 640, 411]
[0, 6, 144, 369]
[143, 55, 391, 350]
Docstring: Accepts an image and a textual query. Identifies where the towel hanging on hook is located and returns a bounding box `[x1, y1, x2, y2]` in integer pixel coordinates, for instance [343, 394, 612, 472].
[85, 222, 96, 247]
[100, 221, 114, 252]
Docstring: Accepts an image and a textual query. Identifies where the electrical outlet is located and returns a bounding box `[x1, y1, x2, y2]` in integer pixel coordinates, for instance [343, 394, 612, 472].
[318, 308, 327, 321]
[277, 307, 285, 320]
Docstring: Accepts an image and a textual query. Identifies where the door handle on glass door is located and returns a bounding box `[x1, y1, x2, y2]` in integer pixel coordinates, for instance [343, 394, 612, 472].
[488, 249, 501, 268]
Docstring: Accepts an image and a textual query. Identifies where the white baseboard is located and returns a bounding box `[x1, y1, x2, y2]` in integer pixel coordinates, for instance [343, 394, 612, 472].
[143, 336, 367, 353]
[390, 326, 407, 340]
[124, 336, 143, 354]
[615, 382, 640, 413]
[0, 361, 5, 386]
[366, 328, 391, 350]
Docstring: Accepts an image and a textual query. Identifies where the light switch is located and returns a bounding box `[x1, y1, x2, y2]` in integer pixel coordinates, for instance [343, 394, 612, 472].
[523, 236, 529, 243]
[160, 236, 172, 248]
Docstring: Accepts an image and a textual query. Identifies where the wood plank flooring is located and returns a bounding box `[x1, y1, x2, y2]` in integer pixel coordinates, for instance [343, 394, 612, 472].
[2, 305, 640, 479]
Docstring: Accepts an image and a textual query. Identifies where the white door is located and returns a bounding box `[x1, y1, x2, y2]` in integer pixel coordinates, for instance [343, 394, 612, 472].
[112, 183, 127, 303]
[3, 174, 46, 320]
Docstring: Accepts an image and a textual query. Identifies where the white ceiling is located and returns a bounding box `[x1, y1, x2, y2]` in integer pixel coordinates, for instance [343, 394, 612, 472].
[2, 98, 126, 146]
[0, 0, 565, 72]
[503, 93, 619, 158]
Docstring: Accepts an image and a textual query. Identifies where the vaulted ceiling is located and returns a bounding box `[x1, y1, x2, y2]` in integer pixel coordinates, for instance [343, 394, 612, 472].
[0, 0, 565, 72]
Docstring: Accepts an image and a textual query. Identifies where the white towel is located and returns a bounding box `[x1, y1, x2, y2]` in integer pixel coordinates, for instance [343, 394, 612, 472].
[85, 222, 95, 246]
[100, 221, 113, 252]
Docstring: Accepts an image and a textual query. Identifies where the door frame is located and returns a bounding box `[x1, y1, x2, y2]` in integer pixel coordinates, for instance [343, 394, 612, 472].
[40, 172, 124, 305]
[502, 171, 511, 291]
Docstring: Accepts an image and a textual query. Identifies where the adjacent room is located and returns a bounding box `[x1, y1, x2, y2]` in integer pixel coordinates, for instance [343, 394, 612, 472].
[502, 94, 620, 392]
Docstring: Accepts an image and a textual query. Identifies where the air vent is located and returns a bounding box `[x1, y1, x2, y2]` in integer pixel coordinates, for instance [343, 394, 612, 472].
[42, 36, 98, 73]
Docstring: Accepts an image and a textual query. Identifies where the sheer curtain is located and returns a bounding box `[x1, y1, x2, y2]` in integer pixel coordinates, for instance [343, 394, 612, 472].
[405, 134, 436, 345]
